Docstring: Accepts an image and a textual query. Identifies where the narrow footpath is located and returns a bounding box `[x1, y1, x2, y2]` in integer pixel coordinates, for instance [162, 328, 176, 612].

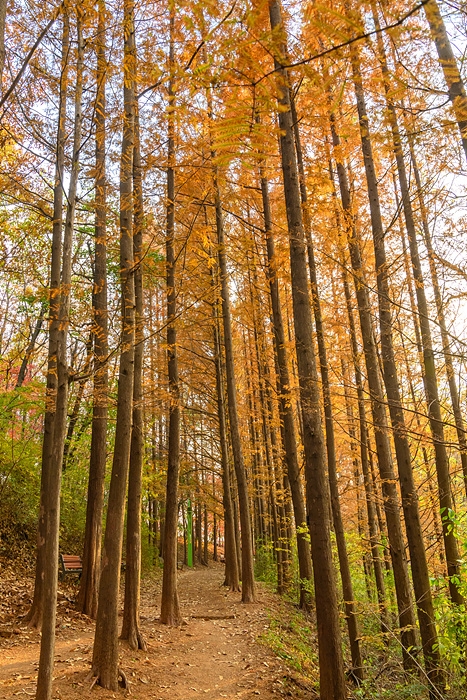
[0, 564, 308, 699]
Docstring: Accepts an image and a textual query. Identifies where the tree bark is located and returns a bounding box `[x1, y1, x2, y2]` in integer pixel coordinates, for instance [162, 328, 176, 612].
[251, 289, 292, 594]
[372, 6, 462, 612]
[77, 0, 108, 619]
[329, 101, 417, 669]
[36, 7, 82, 698]
[292, 94, 362, 678]
[160, 11, 182, 625]
[268, 2, 346, 696]
[121, 104, 146, 650]
[370, 10, 447, 679]
[405, 121, 467, 501]
[423, 0, 467, 161]
[349, 41, 428, 670]
[259, 165, 313, 609]
[25, 10, 69, 632]
[245, 330, 267, 547]
[90, 0, 136, 686]
[213, 165, 255, 603]
[212, 270, 240, 591]
[340, 263, 389, 635]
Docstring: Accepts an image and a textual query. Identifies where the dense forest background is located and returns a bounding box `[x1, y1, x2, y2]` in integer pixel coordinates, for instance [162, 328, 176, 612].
[1, 0, 467, 698]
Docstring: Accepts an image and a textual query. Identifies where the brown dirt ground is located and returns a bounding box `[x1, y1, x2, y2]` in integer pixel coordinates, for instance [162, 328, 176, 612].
[0, 563, 309, 700]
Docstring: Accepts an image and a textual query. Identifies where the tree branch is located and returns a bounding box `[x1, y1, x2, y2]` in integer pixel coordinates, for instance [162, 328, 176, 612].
[253, 0, 430, 86]
[184, 1, 237, 71]
[0, 3, 63, 113]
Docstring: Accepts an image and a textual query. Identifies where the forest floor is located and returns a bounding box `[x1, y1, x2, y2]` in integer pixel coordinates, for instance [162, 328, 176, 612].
[0, 562, 318, 700]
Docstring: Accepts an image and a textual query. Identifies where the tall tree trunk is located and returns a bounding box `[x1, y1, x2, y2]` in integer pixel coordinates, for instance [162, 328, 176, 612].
[36, 7, 83, 698]
[341, 355, 378, 603]
[405, 122, 467, 499]
[213, 510, 218, 562]
[348, 40, 434, 670]
[213, 166, 255, 603]
[340, 263, 389, 636]
[203, 501, 208, 564]
[397, 311, 445, 569]
[121, 104, 146, 650]
[25, 10, 70, 631]
[245, 329, 267, 547]
[203, 73, 255, 601]
[268, 2, 346, 696]
[251, 286, 292, 594]
[212, 274, 240, 591]
[292, 94, 362, 678]
[232, 483, 242, 576]
[372, 6, 462, 612]
[148, 302, 160, 561]
[329, 100, 417, 669]
[423, 0, 467, 161]
[90, 0, 136, 686]
[160, 11, 181, 624]
[258, 144, 313, 611]
[77, 0, 108, 619]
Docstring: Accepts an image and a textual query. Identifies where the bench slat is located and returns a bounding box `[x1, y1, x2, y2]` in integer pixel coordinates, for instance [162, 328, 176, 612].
[59, 554, 82, 580]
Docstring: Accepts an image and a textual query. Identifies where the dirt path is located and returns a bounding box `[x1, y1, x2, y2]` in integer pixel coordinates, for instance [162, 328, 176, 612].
[0, 564, 297, 699]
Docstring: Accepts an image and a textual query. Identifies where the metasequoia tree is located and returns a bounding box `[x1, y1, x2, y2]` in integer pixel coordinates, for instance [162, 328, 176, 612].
[372, 3, 463, 612]
[211, 131, 256, 604]
[244, 334, 268, 546]
[328, 99, 418, 668]
[25, 8, 70, 632]
[291, 91, 363, 678]
[212, 284, 240, 591]
[422, 0, 467, 160]
[196, 24, 256, 600]
[247, 270, 293, 593]
[160, 8, 182, 624]
[77, 0, 108, 619]
[90, 0, 136, 686]
[406, 130, 467, 498]
[121, 106, 146, 650]
[257, 125, 313, 610]
[339, 259, 389, 635]
[347, 22, 436, 668]
[200, 203, 240, 590]
[36, 5, 84, 698]
[267, 1, 346, 696]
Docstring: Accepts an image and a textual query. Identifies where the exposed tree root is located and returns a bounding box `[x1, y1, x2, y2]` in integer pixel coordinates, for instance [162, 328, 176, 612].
[159, 614, 184, 627]
[121, 625, 148, 651]
[118, 668, 128, 690]
[23, 606, 42, 630]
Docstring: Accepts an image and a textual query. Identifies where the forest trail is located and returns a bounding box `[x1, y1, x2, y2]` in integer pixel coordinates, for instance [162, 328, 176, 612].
[0, 564, 305, 700]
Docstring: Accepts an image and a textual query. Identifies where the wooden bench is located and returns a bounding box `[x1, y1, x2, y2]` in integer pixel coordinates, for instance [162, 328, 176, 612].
[59, 554, 82, 581]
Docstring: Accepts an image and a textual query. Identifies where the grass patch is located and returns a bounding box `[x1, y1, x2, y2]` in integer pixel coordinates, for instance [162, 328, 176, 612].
[259, 596, 319, 694]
